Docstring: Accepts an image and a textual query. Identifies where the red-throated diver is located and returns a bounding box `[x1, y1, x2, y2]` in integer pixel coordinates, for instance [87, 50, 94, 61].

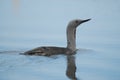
[24, 19, 91, 56]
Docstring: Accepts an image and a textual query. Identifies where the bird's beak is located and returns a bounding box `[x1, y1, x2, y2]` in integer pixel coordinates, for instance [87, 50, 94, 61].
[81, 19, 91, 23]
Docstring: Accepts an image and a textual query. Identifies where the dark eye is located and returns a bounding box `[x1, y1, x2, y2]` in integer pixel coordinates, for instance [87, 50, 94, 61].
[75, 20, 78, 23]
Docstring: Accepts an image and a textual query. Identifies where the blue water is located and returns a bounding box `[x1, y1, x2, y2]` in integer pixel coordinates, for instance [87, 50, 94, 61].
[0, 0, 120, 80]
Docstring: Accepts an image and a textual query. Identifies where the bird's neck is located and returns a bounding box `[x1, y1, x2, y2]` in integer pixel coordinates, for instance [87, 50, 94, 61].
[66, 25, 76, 51]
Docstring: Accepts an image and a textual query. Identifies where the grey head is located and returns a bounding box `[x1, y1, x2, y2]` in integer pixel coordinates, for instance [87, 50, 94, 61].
[68, 19, 91, 28]
[67, 19, 91, 51]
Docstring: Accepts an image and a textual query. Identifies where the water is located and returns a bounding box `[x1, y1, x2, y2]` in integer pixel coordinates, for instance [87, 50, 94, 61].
[0, 0, 120, 80]
[0, 47, 120, 80]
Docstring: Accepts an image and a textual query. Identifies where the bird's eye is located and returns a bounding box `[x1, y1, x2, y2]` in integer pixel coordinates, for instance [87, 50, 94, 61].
[75, 20, 78, 23]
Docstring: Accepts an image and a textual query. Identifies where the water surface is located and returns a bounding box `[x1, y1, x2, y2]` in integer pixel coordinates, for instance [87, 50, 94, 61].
[0, 0, 120, 80]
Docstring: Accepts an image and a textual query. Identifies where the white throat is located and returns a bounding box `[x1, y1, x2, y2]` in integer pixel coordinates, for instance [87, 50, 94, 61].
[66, 25, 76, 51]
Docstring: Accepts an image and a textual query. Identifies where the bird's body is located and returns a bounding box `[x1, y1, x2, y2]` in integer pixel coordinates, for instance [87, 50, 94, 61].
[23, 19, 91, 56]
[24, 46, 74, 56]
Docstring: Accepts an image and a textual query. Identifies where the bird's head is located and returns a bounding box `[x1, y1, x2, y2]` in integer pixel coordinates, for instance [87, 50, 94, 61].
[68, 19, 91, 28]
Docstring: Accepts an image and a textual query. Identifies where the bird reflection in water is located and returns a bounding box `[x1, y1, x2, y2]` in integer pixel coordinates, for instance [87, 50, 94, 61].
[66, 55, 78, 80]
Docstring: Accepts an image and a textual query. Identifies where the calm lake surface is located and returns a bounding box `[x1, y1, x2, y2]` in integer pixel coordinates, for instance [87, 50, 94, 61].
[0, 0, 120, 80]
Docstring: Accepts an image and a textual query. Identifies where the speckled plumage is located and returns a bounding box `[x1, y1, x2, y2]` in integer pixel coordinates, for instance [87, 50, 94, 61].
[23, 19, 91, 56]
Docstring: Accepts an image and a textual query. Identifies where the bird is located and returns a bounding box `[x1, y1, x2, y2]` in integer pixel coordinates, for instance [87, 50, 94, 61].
[23, 19, 91, 56]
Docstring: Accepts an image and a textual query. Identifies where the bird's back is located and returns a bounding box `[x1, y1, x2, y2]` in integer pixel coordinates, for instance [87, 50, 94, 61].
[24, 46, 74, 56]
